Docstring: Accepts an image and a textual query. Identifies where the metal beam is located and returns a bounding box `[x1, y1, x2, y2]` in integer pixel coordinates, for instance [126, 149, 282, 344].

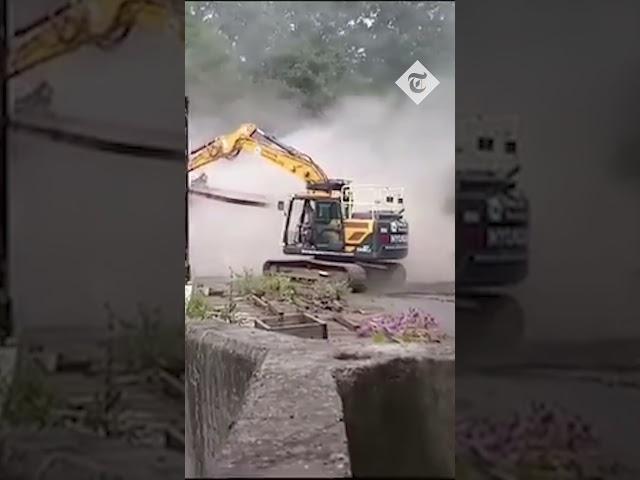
[9, 119, 184, 161]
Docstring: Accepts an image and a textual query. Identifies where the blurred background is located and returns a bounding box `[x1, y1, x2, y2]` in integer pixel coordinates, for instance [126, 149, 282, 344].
[1, 2, 185, 477]
[456, 1, 640, 477]
[8, 0, 184, 335]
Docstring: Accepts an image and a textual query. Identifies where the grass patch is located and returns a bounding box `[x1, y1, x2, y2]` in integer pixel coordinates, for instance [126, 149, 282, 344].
[232, 268, 298, 302]
[0, 355, 59, 428]
[231, 269, 351, 311]
[186, 291, 215, 321]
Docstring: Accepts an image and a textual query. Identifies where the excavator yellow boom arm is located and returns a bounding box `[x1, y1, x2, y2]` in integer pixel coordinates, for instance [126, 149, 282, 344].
[9, 0, 182, 79]
[188, 123, 329, 186]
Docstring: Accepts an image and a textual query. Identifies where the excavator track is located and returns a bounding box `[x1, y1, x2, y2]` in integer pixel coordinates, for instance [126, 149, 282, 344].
[357, 261, 407, 292]
[262, 259, 406, 293]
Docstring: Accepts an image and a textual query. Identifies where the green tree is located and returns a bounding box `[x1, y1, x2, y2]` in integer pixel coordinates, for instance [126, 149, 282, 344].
[185, 1, 454, 114]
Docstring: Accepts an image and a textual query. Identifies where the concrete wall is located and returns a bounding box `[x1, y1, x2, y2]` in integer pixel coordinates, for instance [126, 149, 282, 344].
[334, 357, 455, 478]
[186, 319, 455, 478]
[185, 328, 267, 476]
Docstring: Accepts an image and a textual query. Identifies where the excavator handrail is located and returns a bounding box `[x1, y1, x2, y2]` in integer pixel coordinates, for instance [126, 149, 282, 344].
[188, 123, 330, 186]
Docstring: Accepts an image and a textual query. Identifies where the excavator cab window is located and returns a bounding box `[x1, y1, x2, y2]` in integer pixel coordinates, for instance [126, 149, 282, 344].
[283, 197, 320, 249]
[314, 201, 340, 223]
[302, 200, 315, 242]
[342, 189, 354, 219]
[505, 141, 517, 154]
[312, 200, 344, 252]
[477, 136, 494, 151]
[284, 197, 306, 247]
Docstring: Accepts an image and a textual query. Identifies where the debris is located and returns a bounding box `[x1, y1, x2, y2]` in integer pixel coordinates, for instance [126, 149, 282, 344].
[249, 294, 283, 315]
[164, 426, 185, 452]
[333, 350, 371, 361]
[208, 288, 226, 297]
[332, 315, 358, 332]
[254, 313, 328, 340]
[32, 352, 60, 373]
[57, 355, 93, 373]
[5, 333, 183, 452]
[156, 368, 184, 399]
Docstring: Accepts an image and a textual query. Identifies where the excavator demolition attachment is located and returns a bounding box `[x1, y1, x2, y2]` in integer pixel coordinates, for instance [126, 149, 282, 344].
[188, 121, 409, 292]
[189, 173, 269, 208]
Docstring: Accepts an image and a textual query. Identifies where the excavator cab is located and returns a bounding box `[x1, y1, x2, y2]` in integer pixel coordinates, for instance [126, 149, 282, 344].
[311, 199, 345, 251]
[282, 195, 345, 254]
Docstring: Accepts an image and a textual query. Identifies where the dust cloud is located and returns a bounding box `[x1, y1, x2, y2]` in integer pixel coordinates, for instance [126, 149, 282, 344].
[188, 82, 455, 283]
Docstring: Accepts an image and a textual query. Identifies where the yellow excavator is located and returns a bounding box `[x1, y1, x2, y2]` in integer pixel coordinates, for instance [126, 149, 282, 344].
[188, 123, 410, 291]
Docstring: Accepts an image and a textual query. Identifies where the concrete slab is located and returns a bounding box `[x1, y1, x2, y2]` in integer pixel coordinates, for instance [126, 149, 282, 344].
[186, 318, 454, 478]
[334, 354, 455, 478]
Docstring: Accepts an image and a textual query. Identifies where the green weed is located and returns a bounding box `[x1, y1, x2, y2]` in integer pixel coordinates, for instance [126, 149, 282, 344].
[232, 268, 297, 302]
[108, 304, 184, 375]
[0, 356, 59, 428]
[186, 291, 214, 321]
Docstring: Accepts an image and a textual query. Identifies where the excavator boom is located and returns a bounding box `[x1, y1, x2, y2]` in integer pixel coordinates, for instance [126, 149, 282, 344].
[188, 123, 329, 186]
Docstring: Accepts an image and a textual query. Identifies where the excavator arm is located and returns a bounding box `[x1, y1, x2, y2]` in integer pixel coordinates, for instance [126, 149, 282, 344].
[188, 123, 329, 186]
[8, 0, 182, 79]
